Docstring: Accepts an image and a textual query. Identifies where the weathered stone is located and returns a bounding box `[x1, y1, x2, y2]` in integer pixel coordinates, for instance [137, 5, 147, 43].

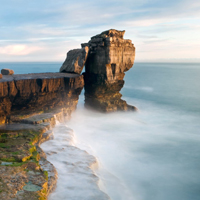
[83, 29, 136, 112]
[60, 46, 89, 74]
[0, 73, 84, 124]
[0, 74, 2, 79]
[84, 29, 135, 82]
[1, 68, 14, 75]
[0, 107, 77, 199]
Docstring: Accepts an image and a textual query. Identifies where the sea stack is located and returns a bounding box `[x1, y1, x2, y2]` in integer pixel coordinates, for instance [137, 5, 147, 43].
[83, 29, 137, 112]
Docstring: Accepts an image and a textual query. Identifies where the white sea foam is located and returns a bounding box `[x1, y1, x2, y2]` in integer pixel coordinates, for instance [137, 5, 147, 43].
[40, 121, 110, 200]
[124, 86, 154, 92]
[66, 99, 200, 200]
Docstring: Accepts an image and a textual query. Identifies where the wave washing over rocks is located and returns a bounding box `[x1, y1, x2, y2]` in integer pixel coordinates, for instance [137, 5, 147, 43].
[0, 29, 136, 199]
[41, 121, 110, 200]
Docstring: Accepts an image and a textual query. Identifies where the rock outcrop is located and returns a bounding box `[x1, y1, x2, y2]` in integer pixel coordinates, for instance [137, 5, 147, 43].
[60, 46, 89, 74]
[83, 29, 136, 112]
[0, 28, 137, 199]
[0, 73, 84, 124]
[1, 68, 14, 75]
[0, 72, 84, 199]
[0, 109, 70, 200]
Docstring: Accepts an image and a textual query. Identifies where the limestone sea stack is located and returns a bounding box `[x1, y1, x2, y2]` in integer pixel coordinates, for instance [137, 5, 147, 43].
[83, 29, 137, 112]
[1, 68, 14, 75]
[60, 46, 89, 74]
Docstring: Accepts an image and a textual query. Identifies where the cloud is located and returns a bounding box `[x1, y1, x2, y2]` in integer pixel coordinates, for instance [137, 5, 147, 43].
[0, 44, 42, 55]
[0, 0, 199, 61]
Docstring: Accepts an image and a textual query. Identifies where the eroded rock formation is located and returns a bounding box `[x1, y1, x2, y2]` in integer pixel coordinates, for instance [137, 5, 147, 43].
[0, 73, 84, 199]
[82, 29, 136, 112]
[0, 73, 84, 124]
[0, 28, 137, 199]
[60, 46, 89, 74]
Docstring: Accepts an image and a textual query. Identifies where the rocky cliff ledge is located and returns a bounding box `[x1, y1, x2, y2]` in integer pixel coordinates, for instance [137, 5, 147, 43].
[82, 29, 137, 112]
[0, 73, 84, 124]
[0, 72, 84, 199]
[0, 28, 136, 199]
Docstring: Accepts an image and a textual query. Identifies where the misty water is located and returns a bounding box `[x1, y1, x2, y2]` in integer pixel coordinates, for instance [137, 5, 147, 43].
[66, 63, 200, 200]
[2, 62, 200, 200]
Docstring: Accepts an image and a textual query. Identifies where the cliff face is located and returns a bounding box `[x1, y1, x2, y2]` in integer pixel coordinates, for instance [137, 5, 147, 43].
[0, 29, 137, 199]
[0, 73, 84, 124]
[83, 29, 136, 112]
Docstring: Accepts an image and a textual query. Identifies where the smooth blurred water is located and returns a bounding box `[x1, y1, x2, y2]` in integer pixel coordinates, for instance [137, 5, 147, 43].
[67, 62, 200, 200]
[3, 62, 200, 200]
[0, 62, 61, 74]
[122, 63, 200, 114]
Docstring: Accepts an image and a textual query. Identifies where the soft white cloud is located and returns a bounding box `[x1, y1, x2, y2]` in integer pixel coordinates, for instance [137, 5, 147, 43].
[0, 44, 42, 55]
[0, 0, 199, 62]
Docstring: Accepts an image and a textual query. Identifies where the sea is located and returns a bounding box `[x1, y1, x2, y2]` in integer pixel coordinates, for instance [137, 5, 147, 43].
[1, 62, 200, 200]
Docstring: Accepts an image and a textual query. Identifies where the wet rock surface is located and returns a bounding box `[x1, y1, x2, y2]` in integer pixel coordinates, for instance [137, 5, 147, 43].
[0, 72, 84, 199]
[0, 108, 76, 199]
[83, 29, 137, 112]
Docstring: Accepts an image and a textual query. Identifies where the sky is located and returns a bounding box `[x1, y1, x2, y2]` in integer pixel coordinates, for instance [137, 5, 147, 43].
[0, 0, 200, 62]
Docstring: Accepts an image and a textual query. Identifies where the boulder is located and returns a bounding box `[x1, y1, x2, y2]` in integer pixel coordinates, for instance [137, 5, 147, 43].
[60, 46, 89, 74]
[1, 68, 14, 75]
[0, 74, 2, 79]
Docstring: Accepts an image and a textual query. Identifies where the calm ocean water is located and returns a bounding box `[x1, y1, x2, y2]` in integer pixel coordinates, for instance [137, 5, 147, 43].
[2, 62, 200, 200]
[0, 62, 62, 74]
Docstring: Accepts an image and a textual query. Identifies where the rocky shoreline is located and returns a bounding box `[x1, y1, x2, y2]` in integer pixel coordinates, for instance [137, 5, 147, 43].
[0, 73, 84, 199]
[0, 29, 136, 199]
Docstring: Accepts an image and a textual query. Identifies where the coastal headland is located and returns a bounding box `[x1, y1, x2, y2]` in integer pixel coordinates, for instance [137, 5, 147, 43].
[0, 29, 136, 199]
[0, 73, 84, 199]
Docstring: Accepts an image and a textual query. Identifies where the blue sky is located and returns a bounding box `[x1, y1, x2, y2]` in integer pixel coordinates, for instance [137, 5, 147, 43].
[0, 0, 199, 62]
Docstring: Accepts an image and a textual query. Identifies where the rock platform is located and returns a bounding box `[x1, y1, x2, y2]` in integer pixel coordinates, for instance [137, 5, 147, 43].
[0, 72, 84, 199]
[0, 109, 72, 199]
[0, 73, 84, 124]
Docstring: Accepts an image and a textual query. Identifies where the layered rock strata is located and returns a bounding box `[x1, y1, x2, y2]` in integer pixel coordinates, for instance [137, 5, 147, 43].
[0, 73, 84, 124]
[0, 72, 84, 199]
[83, 29, 137, 112]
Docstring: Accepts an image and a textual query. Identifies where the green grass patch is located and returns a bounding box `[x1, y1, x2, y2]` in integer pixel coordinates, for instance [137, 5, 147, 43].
[0, 133, 8, 138]
[1, 157, 16, 162]
[12, 151, 20, 155]
[43, 171, 48, 181]
[0, 143, 9, 148]
[31, 151, 40, 162]
[29, 146, 36, 154]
